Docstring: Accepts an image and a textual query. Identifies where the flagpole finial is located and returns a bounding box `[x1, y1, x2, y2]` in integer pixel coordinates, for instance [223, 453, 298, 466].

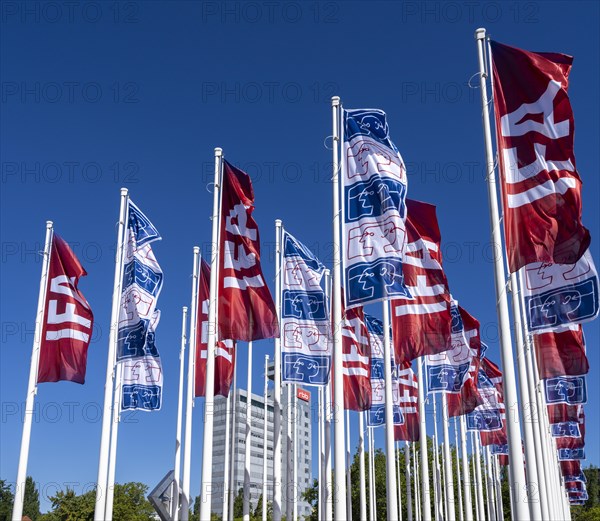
[46, 220, 53, 229]
[331, 96, 340, 107]
[475, 28, 486, 40]
[183, 305, 188, 313]
[275, 219, 282, 228]
[193, 246, 200, 254]
[120, 187, 129, 196]
[214, 147, 223, 157]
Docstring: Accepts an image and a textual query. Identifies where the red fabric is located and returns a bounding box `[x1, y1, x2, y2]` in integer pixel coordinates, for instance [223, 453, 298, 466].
[548, 403, 579, 424]
[395, 362, 420, 442]
[560, 460, 582, 478]
[490, 40, 590, 272]
[38, 234, 93, 384]
[195, 259, 236, 398]
[533, 325, 588, 378]
[478, 358, 507, 447]
[556, 406, 585, 449]
[498, 454, 509, 467]
[391, 199, 452, 364]
[218, 160, 279, 341]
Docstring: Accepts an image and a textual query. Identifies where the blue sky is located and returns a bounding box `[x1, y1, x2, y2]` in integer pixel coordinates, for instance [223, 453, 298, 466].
[1, 0, 598, 512]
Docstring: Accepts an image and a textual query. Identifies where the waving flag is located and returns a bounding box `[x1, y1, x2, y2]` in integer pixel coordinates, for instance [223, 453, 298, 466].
[342, 108, 410, 308]
[116, 201, 164, 411]
[490, 40, 590, 272]
[545, 375, 587, 406]
[395, 362, 420, 442]
[548, 403, 580, 424]
[533, 325, 588, 378]
[556, 407, 585, 450]
[218, 161, 279, 341]
[37, 234, 93, 384]
[281, 230, 331, 386]
[195, 260, 236, 397]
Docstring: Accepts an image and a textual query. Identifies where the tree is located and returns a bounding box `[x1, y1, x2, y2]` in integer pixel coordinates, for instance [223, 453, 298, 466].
[41, 488, 95, 521]
[0, 480, 15, 521]
[23, 477, 41, 521]
[232, 487, 244, 519]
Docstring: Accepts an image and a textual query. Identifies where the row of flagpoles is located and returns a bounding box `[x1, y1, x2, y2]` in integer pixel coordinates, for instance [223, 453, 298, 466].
[12, 27, 596, 521]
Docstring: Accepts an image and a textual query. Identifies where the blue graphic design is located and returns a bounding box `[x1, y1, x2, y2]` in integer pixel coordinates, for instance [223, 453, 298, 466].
[283, 232, 325, 274]
[393, 404, 404, 425]
[128, 201, 161, 247]
[282, 353, 331, 385]
[545, 376, 587, 405]
[428, 363, 470, 392]
[282, 290, 327, 320]
[364, 314, 384, 337]
[450, 304, 463, 333]
[123, 258, 163, 296]
[346, 257, 411, 306]
[477, 369, 495, 389]
[466, 410, 503, 432]
[117, 320, 159, 360]
[558, 448, 586, 461]
[526, 277, 598, 331]
[346, 177, 407, 222]
[551, 422, 581, 438]
[490, 444, 509, 455]
[368, 405, 385, 427]
[121, 384, 162, 411]
[371, 358, 385, 380]
[344, 109, 398, 151]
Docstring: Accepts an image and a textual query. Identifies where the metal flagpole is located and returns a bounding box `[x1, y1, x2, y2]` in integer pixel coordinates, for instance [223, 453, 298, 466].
[431, 396, 441, 521]
[453, 418, 464, 521]
[222, 361, 233, 521]
[293, 385, 298, 521]
[417, 357, 432, 521]
[484, 447, 497, 521]
[182, 247, 200, 521]
[368, 427, 377, 520]
[460, 416, 473, 521]
[12, 220, 53, 521]
[199, 147, 223, 521]
[105, 359, 124, 521]
[318, 387, 324, 520]
[323, 268, 333, 521]
[358, 412, 367, 521]
[442, 394, 456, 521]
[383, 301, 399, 521]
[94, 188, 128, 521]
[470, 435, 481, 521]
[173, 306, 188, 520]
[273, 218, 283, 521]
[405, 442, 413, 521]
[472, 432, 486, 521]
[227, 354, 239, 521]
[413, 442, 421, 521]
[243, 342, 254, 521]
[330, 95, 347, 521]
[345, 409, 353, 520]
[263, 355, 269, 521]
[396, 442, 403, 521]
[286, 386, 293, 521]
[492, 455, 504, 521]
[474, 28, 530, 520]
[481, 445, 492, 521]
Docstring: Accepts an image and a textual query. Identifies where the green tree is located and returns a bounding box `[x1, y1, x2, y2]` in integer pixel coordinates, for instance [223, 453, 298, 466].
[301, 479, 318, 521]
[41, 488, 95, 521]
[23, 476, 41, 521]
[232, 487, 244, 519]
[189, 495, 201, 521]
[0, 480, 15, 521]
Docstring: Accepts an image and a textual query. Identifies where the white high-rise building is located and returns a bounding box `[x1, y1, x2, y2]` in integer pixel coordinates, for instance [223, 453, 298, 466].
[210, 385, 313, 519]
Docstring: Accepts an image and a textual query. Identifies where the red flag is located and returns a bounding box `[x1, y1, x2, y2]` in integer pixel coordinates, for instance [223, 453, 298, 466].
[37, 234, 93, 384]
[560, 460, 581, 479]
[547, 403, 579, 424]
[218, 160, 279, 341]
[477, 358, 507, 447]
[490, 40, 590, 272]
[395, 362, 420, 442]
[195, 259, 236, 398]
[556, 407, 585, 450]
[498, 454, 509, 467]
[533, 325, 588, 378]
[392, 199, 453, 365]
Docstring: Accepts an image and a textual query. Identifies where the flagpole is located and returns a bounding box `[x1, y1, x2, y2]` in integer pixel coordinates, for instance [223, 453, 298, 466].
[318, 387, 324, 519]
[470, 434, 481, 521]
[485, 447, 497, 521]
[173, 306, 188, 520]
[199, 147, 223, 521]
[405, 442, 413, 521]
[273, 218, 283, 521]
[323, 268, 333, 521]
[222, 360, 233, 521]
[441, 394, 456, 521]
[358, 412, 367, 521]
[330, 95, 347, 521]
[286, 386, 293, 521]
[492, 455, 504, 520]
[243, 341, 254, 521]
[342, 408, 351, 520]
[263, 355, 269, 521]
[417, 357, 432, 521]
[382, 300, 399, 521]
[105, 359, 123, 521]
[472, 433, 486, 521]
[395, 441, 403, 521]
[459, 416, 474, 521]
[368, 427, 376, 521]
[453, 418, 464, 521]
[94, 188, 128, 521]
[293, 385, 298, 521]
[474, 28, 529, 521]
[227, 352, 238, 521]
[431, 395, 441, 521]
[481, 443, 492, 521]
[182, 247, 200, 521]
[413, 443, 421, 521]
[12, 220, 53, 521]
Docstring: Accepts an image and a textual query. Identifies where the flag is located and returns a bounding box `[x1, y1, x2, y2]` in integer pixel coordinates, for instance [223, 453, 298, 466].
[195, 259, 236, 398]
[341, 293, 371, 411]
[560, 460, 582, 481]
[116, 201, 164, 411]
[395, 362, 420, 442]
[558, 448, 585, 461]
[37, 234, 93, 384]
[490, 40, 590, 272]
[522, 249, 598, 331]
[556, 407, 585, 450]
[392, 199, 453, 365]
[281, 230, 331, 386]
[341, 108, 410, 308]
[490, 444, 509, 455]
[548, 403, 580, 424]
[218, 160, 279, 341]
[533, 325, 588, 378]
[544, 375, 587, 406]
[364, 313, 402, 427]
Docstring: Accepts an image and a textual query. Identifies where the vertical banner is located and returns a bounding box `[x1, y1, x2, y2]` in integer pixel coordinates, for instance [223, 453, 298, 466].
[395, 362, 419, 442]
[280, 230, 332, 386]
[342, 108, 410, 308]
[116, 201, 164, 411]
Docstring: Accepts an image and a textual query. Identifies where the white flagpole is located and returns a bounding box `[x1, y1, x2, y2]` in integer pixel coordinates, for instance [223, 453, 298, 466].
[318, 387, 323, 519]
[345, 409, 353, 520]
[442, 394, 456, 521]
[413, 443, 421, 521]
[382, 301, 399, 521]
[293, 385, 298, 521]
[405, 442, 413, 521]
[273, 218, 283, 521]
[474, 28, 530, 520]
[358, 412, 367, 521]
[470, 435, 481, 521]
[199, 147, 223, 521]
[94, 188, 128, 521]
[263, 355, 269, 521]
[417, 357, 432, 521]
[395, 442, 403, 521]
[173, 306, 188, 520]
[431, 396, 441, 521]
[453, 418, 464, 521]
[472, 432, 486, 521]
[460, 416, 474, 521]
[12, 220, 53, 521]
[228, 366, 239, 519]
[484, 447, 497, 521]
[105, 360, 123, 521]
[481, 445, 492, 521]
[222, 361, 233, 521]
[182, 246, 200, 521]
[243, 342, 254, 521]
[286, 386, 293, 521]
[492, 455, 504, 520]
[368, 427, 377, 520]
[330, 95, 347, 521]
[323, 268, 333, 521]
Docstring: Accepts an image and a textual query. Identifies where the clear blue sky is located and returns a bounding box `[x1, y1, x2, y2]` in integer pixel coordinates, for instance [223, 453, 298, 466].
[1, 0, 598, 512]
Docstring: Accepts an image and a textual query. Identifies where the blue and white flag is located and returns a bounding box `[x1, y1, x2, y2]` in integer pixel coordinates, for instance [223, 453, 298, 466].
[281, 230, 331, 386]
[545, 375, 587, 406]
[490, 444, 509, 455]
[364, 313, 403, 427]
[558, 448, 586, 461]
[342, 108, 410, 308]
[117, 200, 164, 411]
[551, 421, 581, 438]
[466, 365, 504, 432]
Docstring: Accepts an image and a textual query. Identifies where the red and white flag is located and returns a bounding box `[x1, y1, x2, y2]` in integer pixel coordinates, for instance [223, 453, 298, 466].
[195, 259, 236, 398]
[218, 160, 279, 341]
[38, 234, 93, 384]
[392, 199, 453, 365]
[556, 406, 585, 450]
[394, 362, 420, 442]
[534, 325, 588, 379]
[490, 40, 590, 272]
